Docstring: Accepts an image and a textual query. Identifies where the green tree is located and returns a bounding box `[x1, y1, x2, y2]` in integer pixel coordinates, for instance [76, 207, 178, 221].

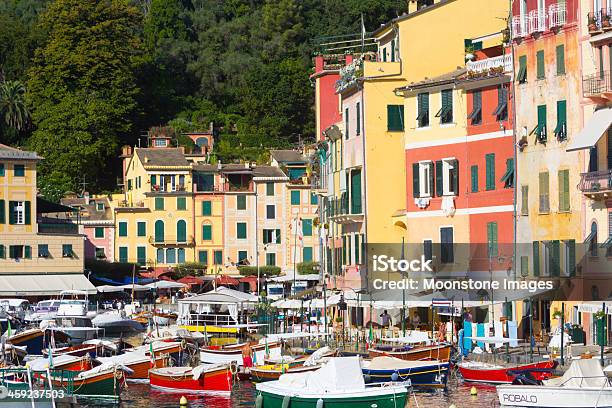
[27, 0, 143, 197]
[0, 80, 30, 131]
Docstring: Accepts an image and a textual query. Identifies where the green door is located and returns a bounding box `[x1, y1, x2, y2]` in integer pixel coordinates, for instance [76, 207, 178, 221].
[177, 220, 187, 242]
[154, 220, 164, 243]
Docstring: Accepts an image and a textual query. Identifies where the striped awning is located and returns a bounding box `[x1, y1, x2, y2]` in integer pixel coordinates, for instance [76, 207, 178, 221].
[0, 274, 96, 296]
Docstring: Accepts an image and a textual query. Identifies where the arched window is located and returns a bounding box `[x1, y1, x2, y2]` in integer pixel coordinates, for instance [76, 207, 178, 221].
[590, 221, 598, 257]
[177, 220, 187, 243]
[154, 220, 165, 243]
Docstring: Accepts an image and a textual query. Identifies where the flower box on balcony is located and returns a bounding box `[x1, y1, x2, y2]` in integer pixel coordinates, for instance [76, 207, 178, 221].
[591, 182, 601, 192]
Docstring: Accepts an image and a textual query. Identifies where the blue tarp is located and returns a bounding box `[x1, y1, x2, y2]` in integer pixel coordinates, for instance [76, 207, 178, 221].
[92, 275, 155, 286]
[462, 321, 472, 356]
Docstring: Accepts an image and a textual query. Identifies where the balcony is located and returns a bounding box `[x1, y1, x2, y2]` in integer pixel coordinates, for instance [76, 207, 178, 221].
[466, 54, 512, 74]
[148, 236, 195, 246]
[327, 195, 363, 224]
[528, 10, 546, 34]
[37, 222, 79, 235]
[513, 5, 566, 40]
[587, 10, 612, 35]
[579, 170, 612, 199]
[512, 15, 529, 39]
[151, 184, 186, 193]
[549, 3, 567, 29]
[583, 70, 612, 101]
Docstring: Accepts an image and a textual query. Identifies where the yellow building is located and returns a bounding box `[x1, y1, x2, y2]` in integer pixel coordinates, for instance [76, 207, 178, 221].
[0, 144, 93, 296]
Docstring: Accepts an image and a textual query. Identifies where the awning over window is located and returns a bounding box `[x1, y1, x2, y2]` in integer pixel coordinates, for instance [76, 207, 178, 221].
[0, 274, 96, 296]
[567, 107, 612, 152]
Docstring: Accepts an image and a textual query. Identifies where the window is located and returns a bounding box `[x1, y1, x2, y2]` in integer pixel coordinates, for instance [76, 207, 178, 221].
[0, 163, 4, 176]
[198, 250, 208, 264]
[303, 247, 313, 262]
[536, 104, 547, 142]
[14, 164, 24, 177]
[521, 185, 529, 216]
[302, 219, 313, 236]
[238, 251, 248, 263]
[356, 102, 361, 135]
[387, 105, 405, 131]
[177, 248, 185, 263]
[214, 250, 223, 265]
[440, 227, 454, 264]
[177, 197, 186, 210]
[137, 246, 146, 265]
[417, 93, 429, 127]
[470, 165, 478, 192]
[202, 224, 212, 240]
[350, 169, 362, 213]
[468, 91, 482, 125]
[501, 158, 514, 188]
[311, 193, 318, 205]
[118, 221, 128, 237]
[94, 227, 104, 239]
[263, 229, 281, 244]
[156, 248, 164, 264]
[9, 201, 29, 225]
[588, 221, 598, 257]
[127, 179, 132, 191]
[151, 175, 157, 187]
[390, 39, 396, 62]
[137, 221, 146, 237]
[435, 159, 459, 196]
[237, 222, 247, 239]
[354, 234, 360, 264]
[345, 107, 349, 138]
[290, 190, 300, 205]
[517, 55, 527, 83]
[237, 195, 246, 210]
[95, 247, 105, 259]
[0, 200, 4, 224]
[154, 220, 165, 242]
[9, 245, 23, 259]
[202, 201, 212, 216]
[412, 161, 434, 198]
[63, 244, 74, 258]
[177, 219, 187, 242]
[533, 241, 540, 276]
[494, 86, 508, 121]
[437, 89, 453, 124]
[485, 153, 495, 191]
[520, 256, 529, 276]
[154, 138, 167, 147]
[266, 182, 274, 196]
[539, 171, 550, 213]
[536, 50, 545, 79]
[266, 253, 276, 266]
[266, 205, 275, 219]
[96, 202, 104, 211]
[589, 145, 599, 172]
[487, 222, 498, 258]
[38, 244, 50, 258]
[556, 44, 565, 74]
[24, 245, 31, 259]
[155, 197, 164, 210]
[554, 100, 567, 140]
[166, 248, 176, 264]
[558, 169, 570, 212]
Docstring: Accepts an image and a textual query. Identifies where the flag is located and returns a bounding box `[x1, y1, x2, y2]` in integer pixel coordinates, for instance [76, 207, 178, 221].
[296, 218, 303, 248]
[265, 337, 269, 358]
[368, 325, 374, 349]
[149, 342, 155, 368]
[361, 14, 366, 52]
[6, 319, 11, 339]
[252, 350, 257, 365]
[48, 345, 53, 369]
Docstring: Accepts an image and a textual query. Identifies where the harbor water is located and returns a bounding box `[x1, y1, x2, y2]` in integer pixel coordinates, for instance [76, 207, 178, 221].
[76, 379, 498, 407]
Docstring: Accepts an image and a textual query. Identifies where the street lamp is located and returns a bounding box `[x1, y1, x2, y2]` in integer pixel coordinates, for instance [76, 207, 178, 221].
[338, 293, 347, 348]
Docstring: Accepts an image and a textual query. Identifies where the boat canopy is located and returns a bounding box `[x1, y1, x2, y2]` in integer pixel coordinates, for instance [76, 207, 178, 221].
[545, 359, 608, 388]
[366, 356, 443, 370]
[381, 331, 431, 344]
[144, 281, 187, 290]
[303, 357, 365, 392]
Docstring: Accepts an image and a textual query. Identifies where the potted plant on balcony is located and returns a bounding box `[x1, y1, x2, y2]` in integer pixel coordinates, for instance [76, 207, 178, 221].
[589, 15, 601, 34]
[464, 44, 475, 62]
[603, 13, 612, 31]
[591, 181, 601, 192]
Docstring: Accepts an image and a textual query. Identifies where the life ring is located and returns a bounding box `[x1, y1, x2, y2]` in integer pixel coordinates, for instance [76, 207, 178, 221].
[230, 361, 239, 375]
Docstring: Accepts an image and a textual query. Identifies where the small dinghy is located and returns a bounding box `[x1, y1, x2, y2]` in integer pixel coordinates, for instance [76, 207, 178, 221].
[368, 343, 452, 362]
[362, 356, 449, 387]
[459, 359, 556, 384]
[149, 363, 232, 394]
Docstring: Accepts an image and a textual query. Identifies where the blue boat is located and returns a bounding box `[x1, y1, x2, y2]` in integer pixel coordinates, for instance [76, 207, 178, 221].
[362, 356, 449, 387]
[8, 328, 45, 355]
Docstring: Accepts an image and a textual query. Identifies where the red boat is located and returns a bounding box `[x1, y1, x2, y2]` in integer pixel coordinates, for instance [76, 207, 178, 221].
[149, 363, 232, 394]
[458, 360, 557, 384]
[368, 344, 452, 362]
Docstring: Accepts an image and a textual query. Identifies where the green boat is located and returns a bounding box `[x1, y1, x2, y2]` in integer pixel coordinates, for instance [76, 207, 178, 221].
[255, 357, 408, 408]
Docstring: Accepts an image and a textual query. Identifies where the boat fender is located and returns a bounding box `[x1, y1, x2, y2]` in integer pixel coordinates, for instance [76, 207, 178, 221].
[181, 339, 187, 349]
[391, 372, 399, 382]
[255, 394, 263, 408]
[282, 395, 291, 408]
[316, 398, 324, 408]
[363, 374, 371, 383]
[230, 361, 239, 375]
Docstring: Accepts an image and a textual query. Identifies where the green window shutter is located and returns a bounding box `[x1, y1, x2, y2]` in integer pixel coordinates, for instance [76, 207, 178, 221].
[533, 242, 540, 276]
[470, 165, 478, 193]
[440, 89, 453, 123]
[24, 245, 31, 259]
[155, 197, 164, 210]
[342, 236, 346, 264]
[350, 169, 362, 213]
[237, 195, 246, 210]
[8, 201, 15, 225]
[521, 185, 529, 216]
[119, 247, 128, 263]
[202, 224, 212, 240]
[154, 220, 164, 242]
[198, 250, 208, 264]
[485, 153, 495, 190]
[412, 163, 420, 198]
[556, 44, 565, 74]
[302, 219, 313, 236]
[238, 251, 247, 262]
[345, 108, 349, 138]
[390, 39, 396, 62]
[151, 175, 156, 186]
[558, 170, 569, 212]
[550, 240, 560, 277]
[487, 222, 498, 257]
[354, 234, 360, 264]
[276, 229, 281, 243]
[0, 245, 4, 259]
[568, 239, 576, 277]
[356, 102, 361, 135]
[310, 193, 318, 205]
[95, 227, 104, 238]
[137, 247, 146, 265]
[202, 201, 212, 216]
[520, 256, 529, 276]
[387, 105, 404, 131]
[291, 191, 300, 205]
[417, 93, 429, 127]
[266, 182, 274, 196]
[537, 105, 547, 141]
[177, 220, 187, 242]
[435, 160, 443, 197]
[536, 50, 545, 79]
[24, 201, 30, 225]
[0, 163, 4, 176]
[0, 199, 4, 224]
[555, 100, 567, 139]
[518, 55, 527, 83]
[177, 197, 186, 210]
[539, 172, 550, 213]
[14, 165, 24, 177]
[303, 247, 313, 262]
[119, 221, 128, 237]
[266, 253, 276, 266]
[237, 222, 247, 239]
[137, 221, 146, 237]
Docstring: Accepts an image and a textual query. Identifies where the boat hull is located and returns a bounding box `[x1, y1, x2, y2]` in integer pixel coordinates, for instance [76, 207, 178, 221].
[50, 370, 124, 399]
[368, 344, 452, 362]
[200, 348, 244, 365]
[362, 362, 449, 387]
[459, 360, 556, 384]
[9, 329, 45, 355]
[257, 388, 408, 408]
[250, 364, 319, 382]
[497, 385, 612, 407]
[149, 365, 232, 393]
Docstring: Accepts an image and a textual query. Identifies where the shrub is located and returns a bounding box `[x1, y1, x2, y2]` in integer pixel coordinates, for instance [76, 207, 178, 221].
[238, 266, 281, 276]
[297, 261, 318, 275]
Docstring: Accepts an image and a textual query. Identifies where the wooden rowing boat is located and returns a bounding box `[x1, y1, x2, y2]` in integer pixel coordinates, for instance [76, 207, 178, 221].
[149, 363, 232, 393]
[367, 343, 452, 362]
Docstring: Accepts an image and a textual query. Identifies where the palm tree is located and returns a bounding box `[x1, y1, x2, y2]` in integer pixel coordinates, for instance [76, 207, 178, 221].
[0, 80, 30, 131]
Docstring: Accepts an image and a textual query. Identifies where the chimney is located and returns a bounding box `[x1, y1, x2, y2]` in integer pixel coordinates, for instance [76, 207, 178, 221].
[83, 191, 90, 205]
[345, 54, 354, 65]
[315, 55, 324, 72]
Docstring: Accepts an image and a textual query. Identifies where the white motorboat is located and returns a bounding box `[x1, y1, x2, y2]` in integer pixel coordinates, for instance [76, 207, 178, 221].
[40, 290, 100, 344]
[497, 359, 612, 407]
